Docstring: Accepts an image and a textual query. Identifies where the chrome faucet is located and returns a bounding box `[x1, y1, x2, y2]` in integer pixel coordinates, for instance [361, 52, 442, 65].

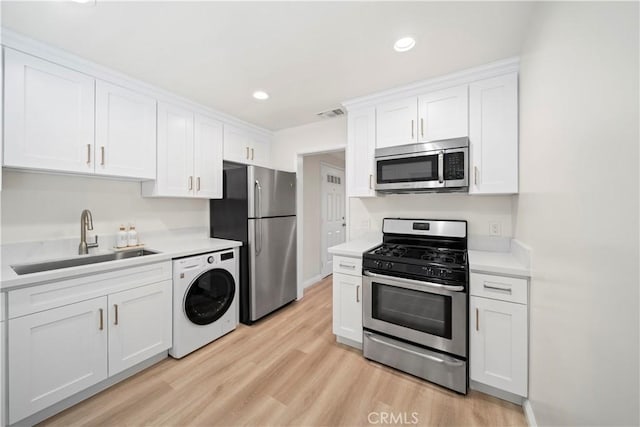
[79, 209, 99, 255]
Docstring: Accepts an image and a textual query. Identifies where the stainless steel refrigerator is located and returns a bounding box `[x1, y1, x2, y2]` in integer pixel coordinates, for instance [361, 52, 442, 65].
[210, 162, 297, 324]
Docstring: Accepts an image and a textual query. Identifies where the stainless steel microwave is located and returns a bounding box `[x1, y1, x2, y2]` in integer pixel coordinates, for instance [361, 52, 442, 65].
[374, 137, 469, 193]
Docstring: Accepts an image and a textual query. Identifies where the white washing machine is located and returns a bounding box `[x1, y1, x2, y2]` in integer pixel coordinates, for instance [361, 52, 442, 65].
[170, 248, 239, 359]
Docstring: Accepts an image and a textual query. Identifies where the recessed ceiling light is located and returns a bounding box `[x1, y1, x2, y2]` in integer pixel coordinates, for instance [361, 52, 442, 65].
[394, 37, 416, 52]
[252, 91, 269, 100]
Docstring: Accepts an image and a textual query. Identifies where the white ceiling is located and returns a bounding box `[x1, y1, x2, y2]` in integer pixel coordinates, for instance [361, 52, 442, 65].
[1, 1, 535, 131]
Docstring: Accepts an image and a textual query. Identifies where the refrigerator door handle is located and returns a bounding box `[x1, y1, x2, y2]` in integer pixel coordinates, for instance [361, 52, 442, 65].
[255, 180, 263, 254]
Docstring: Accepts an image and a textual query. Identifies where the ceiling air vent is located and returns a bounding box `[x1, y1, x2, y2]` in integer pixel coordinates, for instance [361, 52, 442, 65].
[316, 108, 345, 119]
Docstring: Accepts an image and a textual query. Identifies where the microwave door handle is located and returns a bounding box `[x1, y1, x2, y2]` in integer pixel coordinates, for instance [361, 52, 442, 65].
[364, 271, 464, 292]
[438, 151, 444, 184]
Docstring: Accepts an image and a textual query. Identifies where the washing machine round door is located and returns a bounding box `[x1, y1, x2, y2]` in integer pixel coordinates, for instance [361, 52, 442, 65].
[184, 268, 236, 325]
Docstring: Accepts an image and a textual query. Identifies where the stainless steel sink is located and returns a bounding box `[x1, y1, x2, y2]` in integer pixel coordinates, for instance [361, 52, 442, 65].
[11, 249, 160, 276]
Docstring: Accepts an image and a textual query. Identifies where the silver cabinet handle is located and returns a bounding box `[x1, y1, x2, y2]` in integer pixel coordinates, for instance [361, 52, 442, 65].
[100, 146, 105, 166]
[251, 148, 254, 161]
[420, 118, 424, 138]
[369, 174, 373, 190]
[476, 308, 479, 331]
[411, 119, 414, 139]
[474, 166, 479, 185]
[356, 285, 360, 303]
[86, 144, 92, 165]
[246, 147, 250, 159]
[196, 177, 201, 192]
[114, 304, 119, 325]
[99, 308, 104, 330]
[339, 263, 356, 269]
[438, 150, 444, 184]
[364, 271, 464, 292]
[483, 282, 512, 293]
[364, 332, 465, 367]
[188, 176, 193, 191]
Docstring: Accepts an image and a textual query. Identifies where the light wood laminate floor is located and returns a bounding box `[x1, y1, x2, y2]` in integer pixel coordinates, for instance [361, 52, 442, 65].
[40, 276, 526, 427]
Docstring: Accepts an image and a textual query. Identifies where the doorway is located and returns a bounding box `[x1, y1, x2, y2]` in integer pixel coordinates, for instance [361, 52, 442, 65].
[297, 149, 346, 296]
[320, 163, 345, 277]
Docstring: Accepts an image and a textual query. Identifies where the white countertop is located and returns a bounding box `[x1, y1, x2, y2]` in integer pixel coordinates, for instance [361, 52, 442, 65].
[1, 230, 242, 290]
[328, 235, 382, 257]
[468, 249, 530, 277]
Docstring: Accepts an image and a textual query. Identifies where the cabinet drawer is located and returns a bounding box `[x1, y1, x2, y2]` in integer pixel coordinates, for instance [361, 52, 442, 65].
[333, 255, 362, 276]
[470, 273, 527, 304]
[8, 261, 172, 319]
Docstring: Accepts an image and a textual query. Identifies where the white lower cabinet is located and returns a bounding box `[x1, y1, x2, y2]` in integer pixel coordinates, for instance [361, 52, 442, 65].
[7, 263, 172, 424]
[108, 281, 172, 376]
[470, 273, 528, 398]
[332, 273, 362, 343]
[8, 298, 108, 423]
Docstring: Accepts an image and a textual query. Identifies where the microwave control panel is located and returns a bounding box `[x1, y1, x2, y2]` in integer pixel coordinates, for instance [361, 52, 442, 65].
[444, 152, 466, 180]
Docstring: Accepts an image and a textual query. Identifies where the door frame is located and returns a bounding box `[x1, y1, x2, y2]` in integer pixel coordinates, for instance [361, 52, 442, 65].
[295, 145, 347, 301]
[319, 162, 345, 278]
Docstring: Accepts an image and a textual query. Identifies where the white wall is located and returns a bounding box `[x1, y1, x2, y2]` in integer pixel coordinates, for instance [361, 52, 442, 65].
[1, 170, 209, 244]
[272, 117, 347, 171]
[350, 194, 513, 240]
[514, 2, 639, 425]
[302, 153, 345, 283]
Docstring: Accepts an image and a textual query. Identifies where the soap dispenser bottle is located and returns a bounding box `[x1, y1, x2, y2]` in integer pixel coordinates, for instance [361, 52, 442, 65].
[116, 225, 128, 248]
[127, 224, 138, 247]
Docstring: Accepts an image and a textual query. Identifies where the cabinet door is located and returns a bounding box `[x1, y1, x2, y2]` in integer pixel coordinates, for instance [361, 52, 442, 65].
[376, 97, 417, 148]
[95, 80, 157, 179]
[332, 272, 362, 343]
[108, 281, 172, 376]
[469, 73, 518, 194]
[470, 296, 527, 397]
[156, 103, 194, 196]
[417, 84, 468, 142]
[4, 48, 95, 173]
[249, 134, 271, 167]
[223, 124, 252, 164]
[8, 298, 108, 424]
[346, 107, 376, 197]
[194, 114, 223, 199]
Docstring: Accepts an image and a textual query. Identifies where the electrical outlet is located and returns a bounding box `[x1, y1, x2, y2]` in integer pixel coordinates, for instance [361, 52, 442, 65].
[489, 222, 502, 236]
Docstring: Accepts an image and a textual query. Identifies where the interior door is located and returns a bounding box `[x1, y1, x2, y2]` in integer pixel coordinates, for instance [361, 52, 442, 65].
[321, 164, 346, 277]
[248, 216, 297, 321]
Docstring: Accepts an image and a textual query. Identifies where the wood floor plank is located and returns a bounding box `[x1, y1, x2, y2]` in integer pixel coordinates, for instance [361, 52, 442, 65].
[38, 276, 526, 427]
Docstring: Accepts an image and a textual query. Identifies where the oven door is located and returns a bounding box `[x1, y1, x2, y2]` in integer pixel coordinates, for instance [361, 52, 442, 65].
[375, 150, 444, 191]
[363, 271, 467, 357]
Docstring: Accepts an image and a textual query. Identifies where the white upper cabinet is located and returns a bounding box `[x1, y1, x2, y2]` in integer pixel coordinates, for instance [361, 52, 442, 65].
[346, 107, 376, 197]
[95, 80, 157, 179]
[151, 102, 194, 197]
[4, 48, 95, 173]
[194, 114, 223, 199]
[223, 124, 271, 167]
[469, 72, 518, 194]
[142, 103, 223, 199]
[417, 84, 468, 142]
[375, 97, 418, 148]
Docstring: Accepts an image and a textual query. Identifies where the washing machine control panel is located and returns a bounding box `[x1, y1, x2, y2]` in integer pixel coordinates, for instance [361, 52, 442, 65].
[207, 256, 215, 264]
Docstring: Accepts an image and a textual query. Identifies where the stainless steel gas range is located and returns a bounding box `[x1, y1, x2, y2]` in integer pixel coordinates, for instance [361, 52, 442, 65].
[362, 218, 468, 394]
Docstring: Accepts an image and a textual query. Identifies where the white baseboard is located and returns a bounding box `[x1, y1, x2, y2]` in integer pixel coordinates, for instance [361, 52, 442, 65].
[302, 274, 324, 289]
[523, 399, 537, 427]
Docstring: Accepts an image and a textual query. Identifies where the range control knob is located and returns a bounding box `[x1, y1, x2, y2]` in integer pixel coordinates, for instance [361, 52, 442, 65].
[207, 256, 214, 264]
[374, 260, 382, 269]
[385, 262, 394, 270]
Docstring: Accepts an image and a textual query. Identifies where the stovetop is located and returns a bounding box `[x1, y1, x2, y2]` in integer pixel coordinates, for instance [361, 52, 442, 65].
[363, 243, 468, 285]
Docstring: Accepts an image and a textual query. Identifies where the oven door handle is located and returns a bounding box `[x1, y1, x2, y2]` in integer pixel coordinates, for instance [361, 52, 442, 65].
[364, 332, 465, 368]
[364, 271, 465, 292]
